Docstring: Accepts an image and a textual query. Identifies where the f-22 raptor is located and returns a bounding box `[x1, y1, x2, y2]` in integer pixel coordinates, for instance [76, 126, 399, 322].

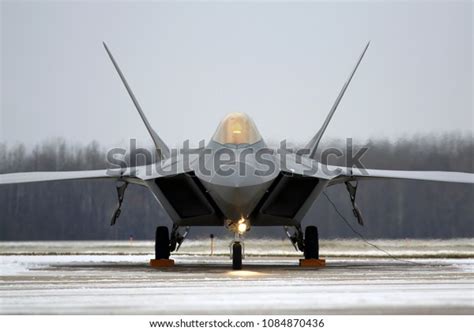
[1, 42, 473, 269]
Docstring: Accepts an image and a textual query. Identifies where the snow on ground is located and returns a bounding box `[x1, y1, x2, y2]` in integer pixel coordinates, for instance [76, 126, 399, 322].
[1, 238, 473, 257]
[0, 240, 473, 314]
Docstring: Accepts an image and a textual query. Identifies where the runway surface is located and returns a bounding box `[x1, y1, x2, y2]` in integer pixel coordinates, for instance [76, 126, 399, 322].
[0, 240, 473, 314]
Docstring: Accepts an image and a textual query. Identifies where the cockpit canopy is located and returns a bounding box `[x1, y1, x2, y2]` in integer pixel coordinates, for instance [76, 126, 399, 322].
[212, 112, 263, 146]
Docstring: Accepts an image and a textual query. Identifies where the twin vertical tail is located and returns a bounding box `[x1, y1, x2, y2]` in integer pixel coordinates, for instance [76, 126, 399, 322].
[306, 41, 370, 159]
[104, 41, 369, 161]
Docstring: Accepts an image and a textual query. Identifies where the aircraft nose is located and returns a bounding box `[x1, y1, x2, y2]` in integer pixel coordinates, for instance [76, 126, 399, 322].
[204, 181, 270, 221]
[195, 146, 278, 221]
[199, 163, 274, 221]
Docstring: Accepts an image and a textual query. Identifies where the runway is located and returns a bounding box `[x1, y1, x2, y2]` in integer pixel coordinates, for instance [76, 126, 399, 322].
[1, 241, 473, 314]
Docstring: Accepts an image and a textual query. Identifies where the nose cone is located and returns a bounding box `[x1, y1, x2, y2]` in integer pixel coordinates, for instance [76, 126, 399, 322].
[197, 155, 276, 221]
[194, 134, 278, 221]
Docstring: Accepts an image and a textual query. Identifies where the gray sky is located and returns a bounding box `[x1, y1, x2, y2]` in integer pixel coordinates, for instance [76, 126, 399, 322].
[1, 0, 472, 149]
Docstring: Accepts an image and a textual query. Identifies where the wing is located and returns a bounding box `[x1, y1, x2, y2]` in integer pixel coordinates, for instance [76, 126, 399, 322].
[0, 158, 200, 226]
[0, 168, 135, 185]
[0, 154, 198, 186]
[329, 167, 474, 185]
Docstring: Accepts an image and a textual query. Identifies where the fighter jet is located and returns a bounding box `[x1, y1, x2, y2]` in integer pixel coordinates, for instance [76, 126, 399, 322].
[1, 42, 473, 269]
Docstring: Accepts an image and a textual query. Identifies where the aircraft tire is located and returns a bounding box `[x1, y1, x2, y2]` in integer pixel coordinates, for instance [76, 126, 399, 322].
[155, 226, 170, 259]
[304, 226, 319, 259]
[232, 242, 243, 270]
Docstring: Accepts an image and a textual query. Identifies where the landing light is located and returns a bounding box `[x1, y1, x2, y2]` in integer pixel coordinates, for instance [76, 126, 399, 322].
[237, 222, 247, 234]
[226, 217, 250, 234]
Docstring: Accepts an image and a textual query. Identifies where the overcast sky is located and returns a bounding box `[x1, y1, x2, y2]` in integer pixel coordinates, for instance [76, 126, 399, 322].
[1, 1, 472, 149]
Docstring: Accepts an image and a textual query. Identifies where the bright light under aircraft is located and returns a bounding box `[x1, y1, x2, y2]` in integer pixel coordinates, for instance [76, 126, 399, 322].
[0, 41, 473, 271]
[226, 270, 267, 277]
[237, 218, 249, 234]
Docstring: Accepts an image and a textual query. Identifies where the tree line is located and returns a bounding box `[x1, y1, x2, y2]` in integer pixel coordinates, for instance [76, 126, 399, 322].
[0, 134, 472, 240]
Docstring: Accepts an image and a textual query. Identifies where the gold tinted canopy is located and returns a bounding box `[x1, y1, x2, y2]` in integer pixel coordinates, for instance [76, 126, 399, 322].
[212, 113, 262, 145]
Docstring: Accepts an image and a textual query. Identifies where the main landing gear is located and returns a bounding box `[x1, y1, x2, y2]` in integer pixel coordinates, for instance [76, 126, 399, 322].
[285, 225, 320, 260]
[154, 225, 190, 260]
[155, 226, 170, 259]
[303, 226, 319, 259]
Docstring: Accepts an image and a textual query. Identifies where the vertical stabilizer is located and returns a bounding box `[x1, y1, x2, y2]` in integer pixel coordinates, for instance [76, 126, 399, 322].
[306, 42, 370, 159]
[103, 42, 170, 159]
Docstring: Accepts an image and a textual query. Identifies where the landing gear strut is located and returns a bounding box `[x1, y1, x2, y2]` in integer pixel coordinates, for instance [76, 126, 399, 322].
[227, 218, 248, 270]
[285, 225, 319, 259]
[284, 225, 304, 252]
[155, 225, 190, 260]
[170, 225, 190, 252]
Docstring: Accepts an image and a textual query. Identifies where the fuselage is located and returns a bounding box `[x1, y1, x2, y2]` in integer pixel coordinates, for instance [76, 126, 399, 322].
[147, 112, 329, 229]
[194, 113, 278, 221]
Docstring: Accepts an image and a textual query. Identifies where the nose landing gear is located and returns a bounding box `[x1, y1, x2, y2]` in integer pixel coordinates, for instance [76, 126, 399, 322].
[231, 240, 243, 270]
[227, 218, 249, 270]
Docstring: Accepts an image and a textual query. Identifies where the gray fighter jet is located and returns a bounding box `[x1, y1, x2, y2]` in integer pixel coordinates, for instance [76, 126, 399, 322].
[1, 42, 473, 269]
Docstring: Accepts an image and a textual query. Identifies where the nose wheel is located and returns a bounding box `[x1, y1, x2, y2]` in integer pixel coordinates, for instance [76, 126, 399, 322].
[232, 242, 243, 270]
